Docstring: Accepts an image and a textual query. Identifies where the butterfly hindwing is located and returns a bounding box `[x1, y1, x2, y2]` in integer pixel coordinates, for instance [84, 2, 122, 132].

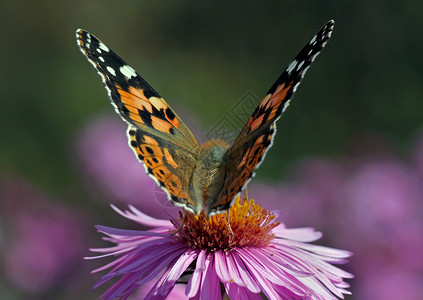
[127, 126, 199, 212]
[76, 29, 201, 214]
[208, 20, 335, 216]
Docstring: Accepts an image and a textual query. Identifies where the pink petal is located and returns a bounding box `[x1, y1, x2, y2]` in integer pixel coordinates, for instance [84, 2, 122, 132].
[231, 251, 261, 293]
[145, 262, 176, 299]
[275, 227, 322, 242]
[240, 255, 285, 300]
[200, 254, 222, 300]
[214, 251, 232, 283]
[275, 239, 352, 259]
[185, 249, 206, 298]
[225, 282, 262, 300]
[238, 248, 289, 286]
[111, 204, 172, 228]
[95, 225, 169, 237]
[160, 250, 198, 295]
[225, 252, 249, 287]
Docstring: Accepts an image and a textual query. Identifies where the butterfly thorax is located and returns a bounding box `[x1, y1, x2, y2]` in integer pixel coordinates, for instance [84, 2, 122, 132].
[191, 139, 229, 214]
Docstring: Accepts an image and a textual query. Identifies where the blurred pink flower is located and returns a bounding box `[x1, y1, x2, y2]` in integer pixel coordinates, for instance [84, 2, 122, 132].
[249, 158, 346, 228]
[292, 158, 346, 205]
[88, 198, 352, 299]
[0, 177, 88, 294]
[338, 158, 423, 298]
[249, 182, 321, 227]
[342, 158, 423, 242]
[76, 114, 179, 219]
[356, 265, 423, 300]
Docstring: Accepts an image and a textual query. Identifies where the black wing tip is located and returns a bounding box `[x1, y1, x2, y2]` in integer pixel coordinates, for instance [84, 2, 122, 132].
[319, 19, 335, 40]
[320, 20, 335, 41]
[75, 28, 89, 40]
[75, 29, 102, 49]
[265, 20, 335, 96]
[76, 29, 95, 38]
[75, 29, 91, 49]
[323, 20, 335, 31]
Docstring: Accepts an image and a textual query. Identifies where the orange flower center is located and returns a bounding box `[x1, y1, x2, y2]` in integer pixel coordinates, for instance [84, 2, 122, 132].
[172, 196, 279, 251]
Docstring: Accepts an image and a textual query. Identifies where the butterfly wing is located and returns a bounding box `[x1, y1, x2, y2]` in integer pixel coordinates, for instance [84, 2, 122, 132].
[207, 20, 335, 216]
[76, 29, 202, 214]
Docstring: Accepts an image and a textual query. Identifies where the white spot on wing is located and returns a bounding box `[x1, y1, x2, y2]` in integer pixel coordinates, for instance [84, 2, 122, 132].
[310, 35, 317, 45]
[99, 56, 105, 62]
[297, 60, 304, 70]
[286, 60, 297, 74]
[120, 65, 137, 78]
[99, 42, 109, 52]
[106, 66, 116, 76]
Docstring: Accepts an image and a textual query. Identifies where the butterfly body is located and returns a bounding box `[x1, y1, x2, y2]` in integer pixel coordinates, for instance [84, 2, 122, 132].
[76, 20, 334, 217]
[194, 139, 230, 213]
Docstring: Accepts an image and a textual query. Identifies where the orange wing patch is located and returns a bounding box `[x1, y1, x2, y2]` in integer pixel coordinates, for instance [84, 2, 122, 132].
[163, 148, 179, 168]
[118, 86, 154, 114]
[150, 115, 174, 134]
[116, 85, 180, 134]
[149, 97, 180, 128]
[247, 81, 292, 132]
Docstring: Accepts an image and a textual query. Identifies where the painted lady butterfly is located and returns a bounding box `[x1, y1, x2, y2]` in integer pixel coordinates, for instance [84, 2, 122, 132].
[76, 20, 334, 217]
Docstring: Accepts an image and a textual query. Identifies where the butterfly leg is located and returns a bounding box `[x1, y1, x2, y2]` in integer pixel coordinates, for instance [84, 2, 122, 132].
[171, 211, 187, 235]
[226, 209, 234, 236]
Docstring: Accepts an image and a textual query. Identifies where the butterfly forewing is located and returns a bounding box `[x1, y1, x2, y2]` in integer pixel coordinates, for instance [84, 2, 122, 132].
[208, 20, 335, 216]
[76, 29, 201, 214]
[76, 30, 199, 152]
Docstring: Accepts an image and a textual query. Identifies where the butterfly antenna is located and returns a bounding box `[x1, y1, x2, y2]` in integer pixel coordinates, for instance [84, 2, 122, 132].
[244, 187, 249, 199]
[171, 211, 187, 235]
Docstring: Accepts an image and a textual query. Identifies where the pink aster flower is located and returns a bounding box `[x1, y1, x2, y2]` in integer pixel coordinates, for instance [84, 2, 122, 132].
[88, 197, 352, 299]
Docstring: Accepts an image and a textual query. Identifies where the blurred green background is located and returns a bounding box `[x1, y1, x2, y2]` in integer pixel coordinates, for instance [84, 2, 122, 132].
[1, 0, 423, 299]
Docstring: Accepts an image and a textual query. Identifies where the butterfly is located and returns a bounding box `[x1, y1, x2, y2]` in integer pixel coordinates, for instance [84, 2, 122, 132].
[76, 20, 334, 217]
